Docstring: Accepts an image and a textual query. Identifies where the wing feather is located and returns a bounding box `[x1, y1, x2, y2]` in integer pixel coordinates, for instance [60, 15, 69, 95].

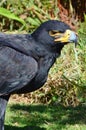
[0, 33, 33, 56]
[0, 46, 38, 96]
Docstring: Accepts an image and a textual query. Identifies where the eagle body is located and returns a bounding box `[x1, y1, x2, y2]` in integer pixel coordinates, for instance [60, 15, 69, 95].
[0, 33, 61, 95]
[0, 20, 78, 130]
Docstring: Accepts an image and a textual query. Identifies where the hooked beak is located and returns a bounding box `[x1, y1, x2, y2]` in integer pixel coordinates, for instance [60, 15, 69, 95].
[49, 29, 78, 46]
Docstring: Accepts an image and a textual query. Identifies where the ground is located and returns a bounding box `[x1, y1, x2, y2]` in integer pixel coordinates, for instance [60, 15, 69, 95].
[5, 101, 86, 130]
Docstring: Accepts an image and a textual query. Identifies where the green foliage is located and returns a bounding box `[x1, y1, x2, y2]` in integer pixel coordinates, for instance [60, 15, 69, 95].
[0, 7, 26, 26]
[0, 0, 58, 31]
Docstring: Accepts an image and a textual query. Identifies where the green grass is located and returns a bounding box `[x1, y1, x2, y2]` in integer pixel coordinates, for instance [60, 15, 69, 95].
[5, 103, 86, 130]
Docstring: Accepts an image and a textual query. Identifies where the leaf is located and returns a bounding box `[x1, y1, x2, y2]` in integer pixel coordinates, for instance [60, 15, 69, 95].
[0, 7, 26, 26]
[27, 17, 41, 26]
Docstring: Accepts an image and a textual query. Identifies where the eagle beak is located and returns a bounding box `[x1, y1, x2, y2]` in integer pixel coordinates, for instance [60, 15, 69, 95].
[50, 30, 78, 45]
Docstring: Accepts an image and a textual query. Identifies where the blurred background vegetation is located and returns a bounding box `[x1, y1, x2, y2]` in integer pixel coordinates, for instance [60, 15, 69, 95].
[0, 0, 86, 107]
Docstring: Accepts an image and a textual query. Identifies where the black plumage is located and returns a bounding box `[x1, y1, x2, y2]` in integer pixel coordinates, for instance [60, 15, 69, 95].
[0, 20, 78, 130]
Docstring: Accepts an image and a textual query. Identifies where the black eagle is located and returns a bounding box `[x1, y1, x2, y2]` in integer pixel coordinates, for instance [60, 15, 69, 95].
[0, 20, 78, 130]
